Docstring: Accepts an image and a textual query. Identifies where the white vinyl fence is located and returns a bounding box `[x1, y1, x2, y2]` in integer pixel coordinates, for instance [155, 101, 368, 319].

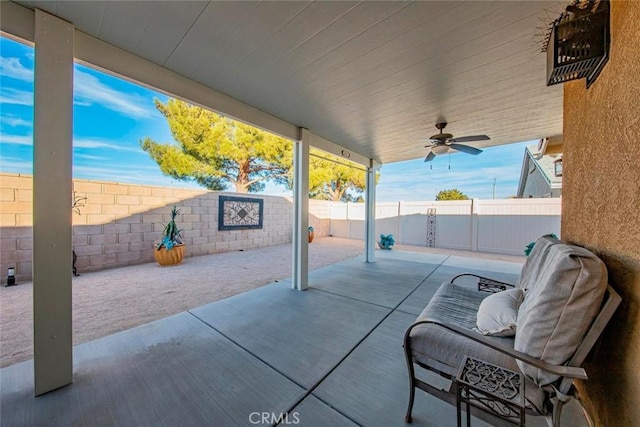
[327, 198, 561, 256]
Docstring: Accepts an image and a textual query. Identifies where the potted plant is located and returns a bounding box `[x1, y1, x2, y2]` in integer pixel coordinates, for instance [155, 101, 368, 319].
[308, 226, 315, 243]
[378, 234, 395, 250]
[154, 206, 185, 266]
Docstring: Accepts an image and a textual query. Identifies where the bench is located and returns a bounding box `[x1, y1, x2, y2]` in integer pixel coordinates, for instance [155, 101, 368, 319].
[403, 235, 621, 426]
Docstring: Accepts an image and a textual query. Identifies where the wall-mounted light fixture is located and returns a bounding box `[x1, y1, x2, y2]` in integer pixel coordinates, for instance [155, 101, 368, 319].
[554, 158, 563, 177]
[545, 0, 610, 88]
[341, 149, 351, 159]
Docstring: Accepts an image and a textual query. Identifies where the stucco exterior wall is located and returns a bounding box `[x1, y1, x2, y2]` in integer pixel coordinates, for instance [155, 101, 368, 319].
[562, 1, 640, 425]
[0, 174, 332, 282]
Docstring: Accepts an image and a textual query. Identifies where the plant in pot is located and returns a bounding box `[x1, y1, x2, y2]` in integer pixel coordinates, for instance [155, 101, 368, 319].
[308, 226, 315, 243]
[378, 234, 395, 250]
[154, 206, 185, 266]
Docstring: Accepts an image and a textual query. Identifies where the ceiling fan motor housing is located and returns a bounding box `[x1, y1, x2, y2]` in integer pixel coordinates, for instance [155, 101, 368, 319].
[431, 122, 453, 141]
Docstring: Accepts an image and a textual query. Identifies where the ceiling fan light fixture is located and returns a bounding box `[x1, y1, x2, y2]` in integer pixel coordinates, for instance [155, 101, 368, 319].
[431, 145, 450, 155]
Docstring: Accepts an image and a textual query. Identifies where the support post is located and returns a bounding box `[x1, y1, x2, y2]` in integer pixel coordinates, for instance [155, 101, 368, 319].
[471, 198, 480, 252]
[292, 129, 310, 290]
[33, 9, 74, 395]
[365, 160, 377, 263]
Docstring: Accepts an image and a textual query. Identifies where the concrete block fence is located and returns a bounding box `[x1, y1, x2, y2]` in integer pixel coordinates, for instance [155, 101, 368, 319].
[0, 173, 332, 283]
[1, 172, 562, 283]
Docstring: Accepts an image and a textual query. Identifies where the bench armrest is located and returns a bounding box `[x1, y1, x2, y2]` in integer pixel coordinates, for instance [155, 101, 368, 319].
[451, 273, 515, 293]
[404, 319, 587, 380]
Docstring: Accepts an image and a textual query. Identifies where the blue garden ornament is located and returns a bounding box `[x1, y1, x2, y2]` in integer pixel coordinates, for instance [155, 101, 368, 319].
[379, 234, 395, 250]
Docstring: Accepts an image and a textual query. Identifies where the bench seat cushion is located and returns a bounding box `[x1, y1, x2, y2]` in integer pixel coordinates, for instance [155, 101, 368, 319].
[409, 283, 548, 412]
[515, 237, 607, 385]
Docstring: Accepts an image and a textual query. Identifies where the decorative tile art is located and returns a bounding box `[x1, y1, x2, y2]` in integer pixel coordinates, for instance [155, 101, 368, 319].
[426, 208, 436, 247]
[218, 196, 263, 230]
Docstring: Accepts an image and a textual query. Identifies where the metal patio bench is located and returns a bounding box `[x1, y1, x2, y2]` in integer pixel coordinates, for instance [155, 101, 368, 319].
[403, 235, 621, 426]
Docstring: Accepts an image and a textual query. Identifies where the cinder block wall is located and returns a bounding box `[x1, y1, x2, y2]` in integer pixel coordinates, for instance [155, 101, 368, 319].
[1, 173, 332, 282]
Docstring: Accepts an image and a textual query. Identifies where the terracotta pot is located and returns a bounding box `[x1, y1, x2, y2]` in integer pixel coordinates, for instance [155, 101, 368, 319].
[154, 244, 185, 266]
[308, 231, 315, 243]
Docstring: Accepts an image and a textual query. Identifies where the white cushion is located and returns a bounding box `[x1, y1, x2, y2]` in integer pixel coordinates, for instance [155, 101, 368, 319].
[515, 241, 607, 385]
[475, 288, 525, 337]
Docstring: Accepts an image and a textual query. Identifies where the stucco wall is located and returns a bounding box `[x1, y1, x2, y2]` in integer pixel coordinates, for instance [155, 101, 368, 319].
[562, 1, 640, 425]
[0, 174, 332, 282]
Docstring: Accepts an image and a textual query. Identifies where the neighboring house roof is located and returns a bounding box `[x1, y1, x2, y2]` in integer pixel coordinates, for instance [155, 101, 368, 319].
[517, 142, 563, 198]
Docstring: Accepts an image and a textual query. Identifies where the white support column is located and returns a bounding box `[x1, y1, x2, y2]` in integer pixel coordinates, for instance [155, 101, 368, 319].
[365, 160, 377, 263]
[292, 129, 310, 290]
[471, 198, 480, 252]
[33, 9, 74, 396]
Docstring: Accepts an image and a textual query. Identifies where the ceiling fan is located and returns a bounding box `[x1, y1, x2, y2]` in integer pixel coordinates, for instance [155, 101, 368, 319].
[423, 122, 490, 162]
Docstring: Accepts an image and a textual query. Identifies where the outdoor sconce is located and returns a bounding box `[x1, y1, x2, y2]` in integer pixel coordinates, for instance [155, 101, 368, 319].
[554, 158, 563, 177]
[6, 267, 16, 287]
[545, 0, 610, 87]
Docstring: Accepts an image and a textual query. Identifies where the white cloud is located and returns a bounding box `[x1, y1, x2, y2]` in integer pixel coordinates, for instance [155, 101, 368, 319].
[74, 138, 143, 153]
[0, 133, 32, 145]
[1, 115, 31, 127]
[0, 60, 154, 117]
[74, 70, 153, 118]
[0, 156, 32, 173]
[0, 87, 33, 106]
[0, 57, 33, 81]
[73, 153, 108, 161]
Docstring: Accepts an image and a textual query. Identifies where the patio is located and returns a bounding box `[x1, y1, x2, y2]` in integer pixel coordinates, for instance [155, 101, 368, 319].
[1, 248, 588, 426]
[1, 1, 637, 424]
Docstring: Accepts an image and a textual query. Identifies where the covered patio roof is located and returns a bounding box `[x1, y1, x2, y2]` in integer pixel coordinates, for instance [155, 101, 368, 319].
[6, 0, 563, 164]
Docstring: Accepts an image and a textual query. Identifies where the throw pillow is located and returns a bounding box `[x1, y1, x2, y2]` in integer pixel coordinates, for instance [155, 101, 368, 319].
[474, 288, 525, 337]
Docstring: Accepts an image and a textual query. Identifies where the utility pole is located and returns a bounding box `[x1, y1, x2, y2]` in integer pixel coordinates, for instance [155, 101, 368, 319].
[492, 178, 496, 199]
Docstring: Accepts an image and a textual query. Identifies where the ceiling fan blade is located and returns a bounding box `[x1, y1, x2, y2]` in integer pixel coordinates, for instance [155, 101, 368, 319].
[450, 135, 490, 143]
[424, 151, 436, 162]
[450, 143, 483, 155]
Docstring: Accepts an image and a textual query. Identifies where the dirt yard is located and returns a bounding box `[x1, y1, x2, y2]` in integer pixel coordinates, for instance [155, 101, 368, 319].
[0, 237, 364, 368]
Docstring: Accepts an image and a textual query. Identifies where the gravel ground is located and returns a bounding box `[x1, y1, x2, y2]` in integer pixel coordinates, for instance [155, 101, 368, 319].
[0, 238, 525, 369]
[0, 237, 364, 368]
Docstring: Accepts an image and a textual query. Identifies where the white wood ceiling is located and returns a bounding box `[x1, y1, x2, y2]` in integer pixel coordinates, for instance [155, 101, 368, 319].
[17, 1, 566, 164]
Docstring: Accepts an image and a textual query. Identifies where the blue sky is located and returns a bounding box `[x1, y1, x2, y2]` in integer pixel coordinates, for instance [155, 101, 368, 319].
[1, 36, 529, 201]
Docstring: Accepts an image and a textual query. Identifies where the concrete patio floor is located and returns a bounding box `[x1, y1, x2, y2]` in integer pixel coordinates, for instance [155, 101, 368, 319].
[1, 247, 589, 426]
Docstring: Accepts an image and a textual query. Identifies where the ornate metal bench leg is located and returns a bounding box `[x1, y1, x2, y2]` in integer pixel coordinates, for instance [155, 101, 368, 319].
[403, 339, 416, 423]
[405, 380, 415, 423]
